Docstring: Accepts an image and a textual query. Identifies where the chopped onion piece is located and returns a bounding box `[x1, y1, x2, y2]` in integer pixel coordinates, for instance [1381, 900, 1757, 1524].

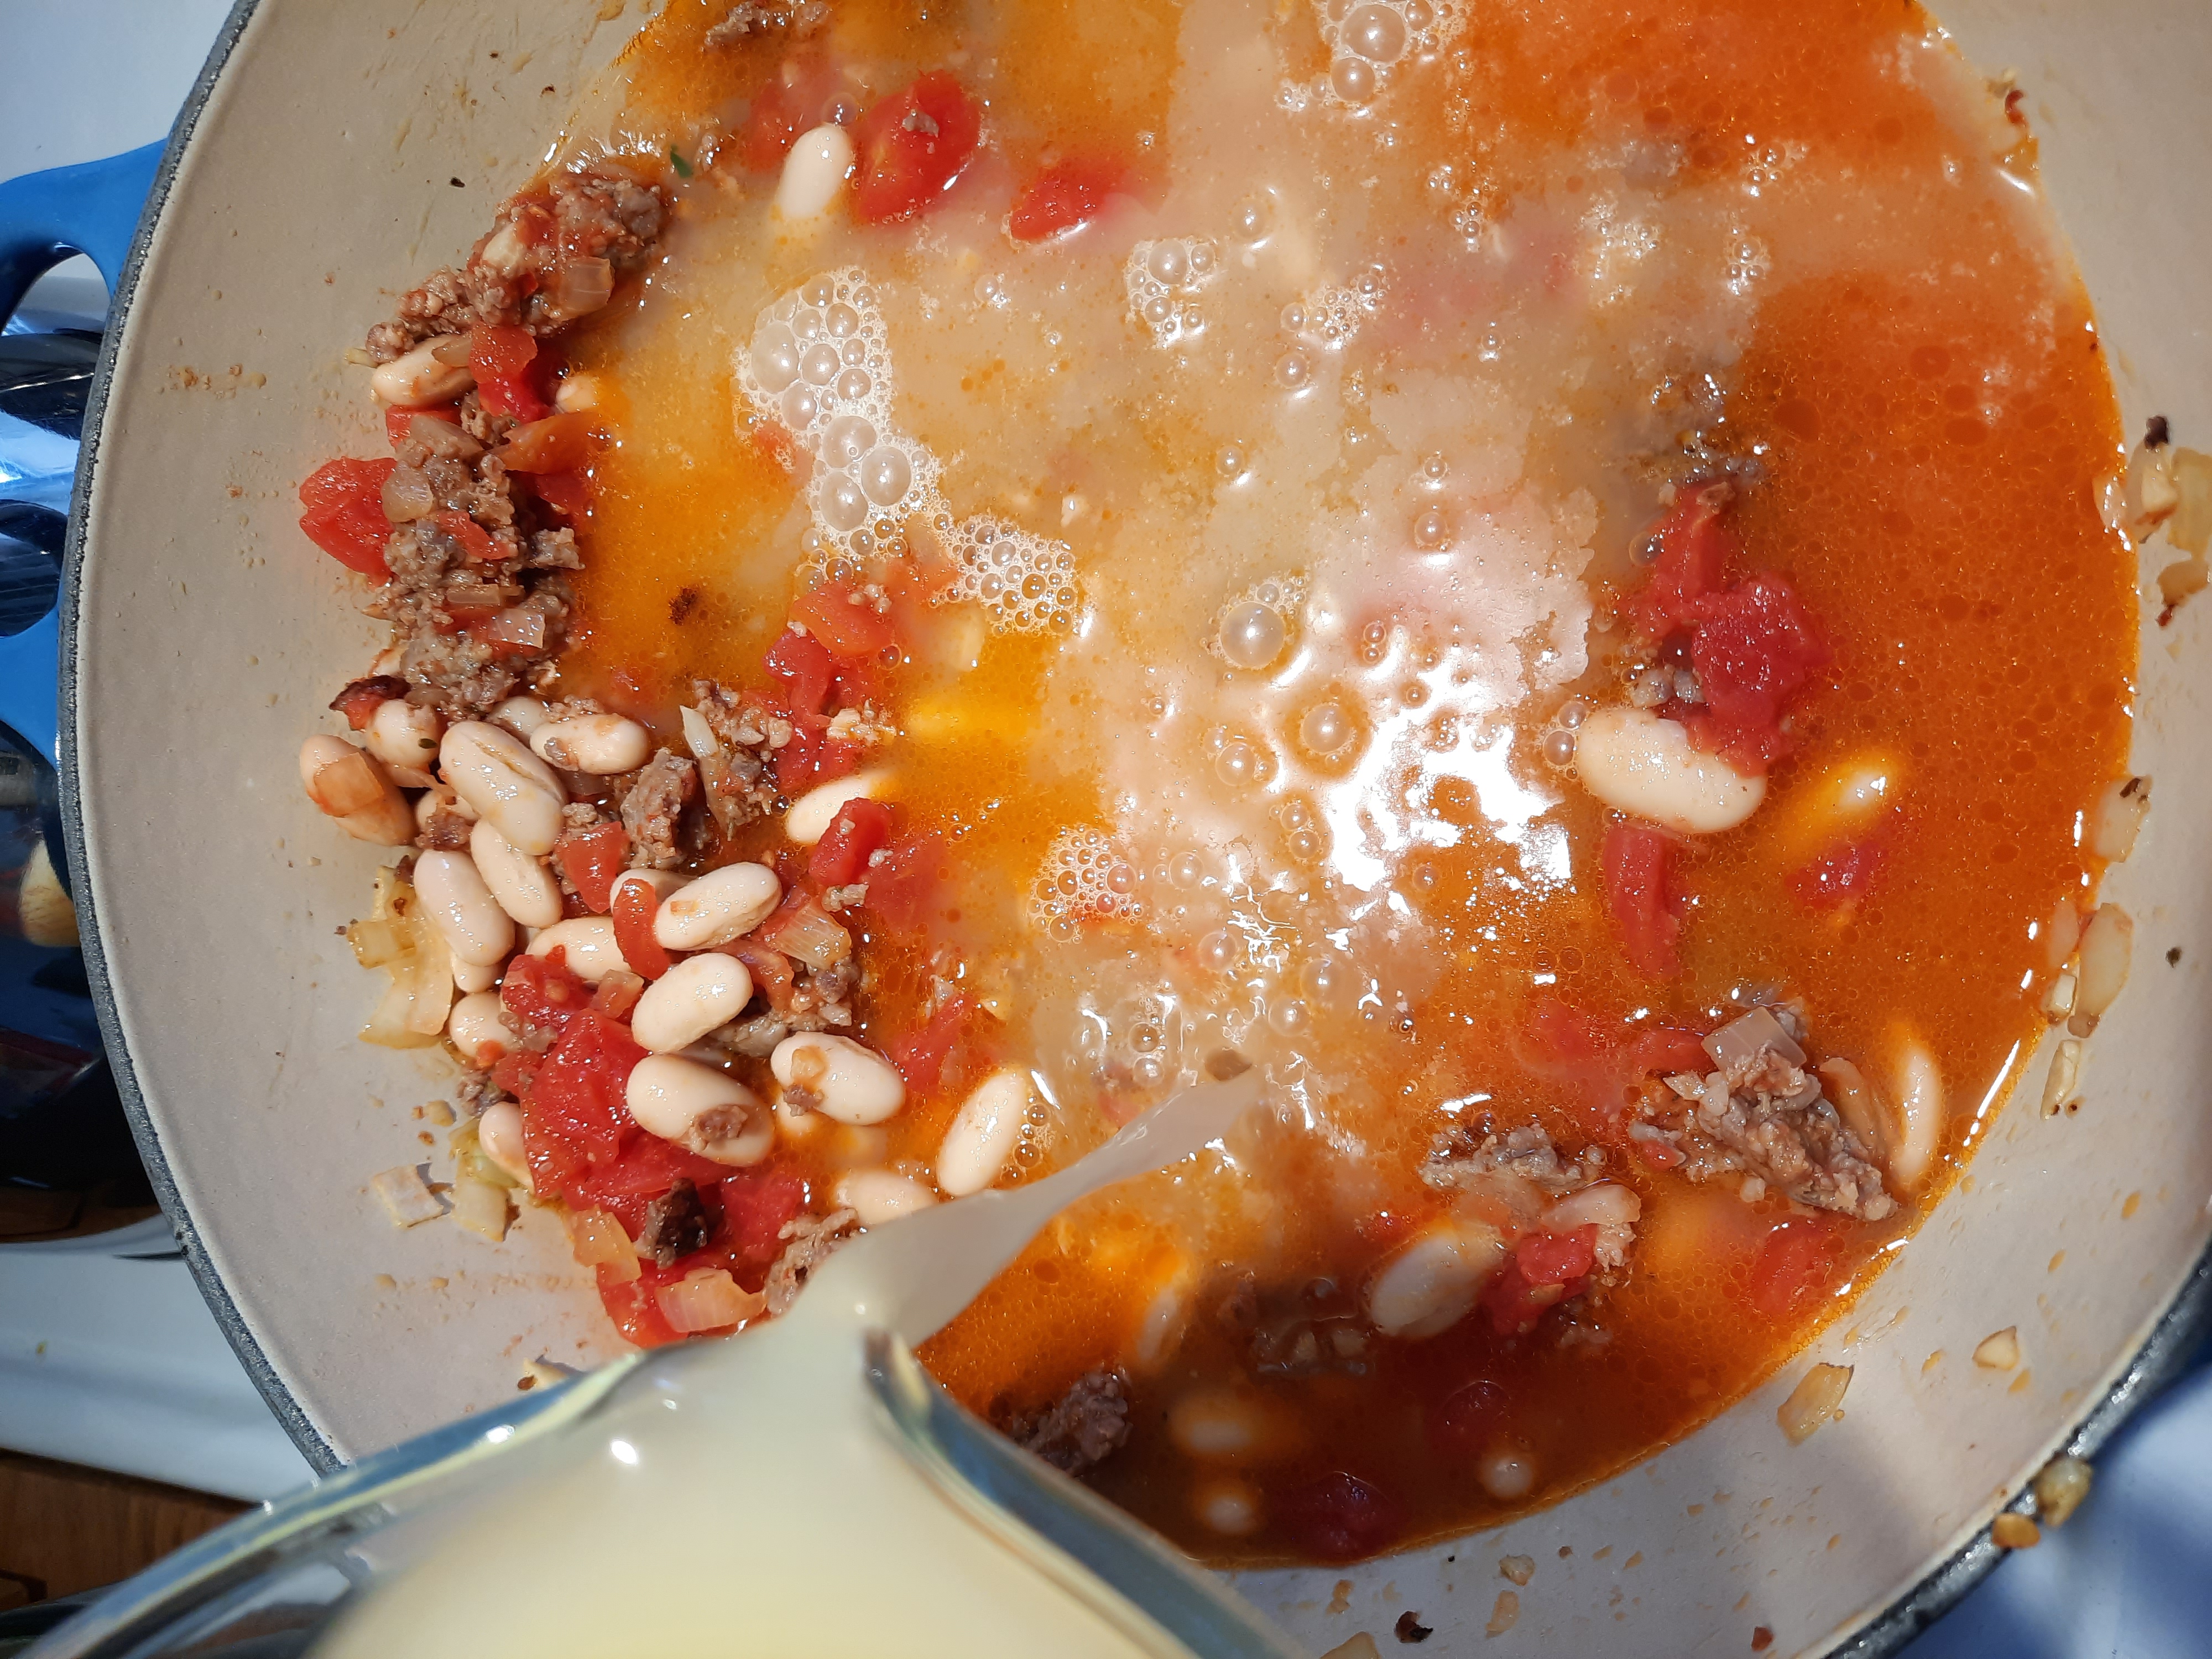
[2043, 898, 2082, 972]
[451, 1173, 512, 1242]
[1974, 1326, 2021, 1370]
[346, 916, 413, 969]
[2087, 776, 2151, 863]
[1777, 1362, 1851, 1445]
[1817, 1057, 1888, 1158]
[2040, 1037, 2084, 1117]
[2158, 556, 2208, 608]
[477, 607, 547, 652]
[2123, 440, 2179, 539]
[372, 1165, 444, 1228]
[566, 1210, 639, 1282]
[2169, 448, 2212, 556]
[1703, 1005, 1804, 1073]
[1888, 1032, 1942, 1191]
[2033, 1455, 2093, 1528]
[409, 414, 483, 460]
[757, 894, 851, 969]
[656, 1267, 766, 1334]
[2074, 903, 2133, 1026]
[680, 705, 721, 761]
[306, 749, 390, 817]
[547, 256, 614, 321]
[381, 465, 436, 522]
[427, 334, 474, 367]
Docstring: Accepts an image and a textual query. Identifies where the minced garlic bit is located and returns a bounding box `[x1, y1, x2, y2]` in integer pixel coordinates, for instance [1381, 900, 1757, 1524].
[1973, 1327, 2021, 1370]
[1777, 1363, 1852, 1445]
[371, 1164, 444, 1228]
[1991, 1512, 2041, 1550]
[1499, 1553, 1535, 1586]
[2041, 1039, 2084, 1117]
[1486, 1590, 1520, 1637]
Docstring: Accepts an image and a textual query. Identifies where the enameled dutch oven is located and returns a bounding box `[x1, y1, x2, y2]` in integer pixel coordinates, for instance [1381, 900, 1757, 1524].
[37, 1, 2212, 1650]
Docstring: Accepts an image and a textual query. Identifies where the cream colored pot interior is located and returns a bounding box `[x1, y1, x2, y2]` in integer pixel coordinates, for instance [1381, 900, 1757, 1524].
[64, 1, 2212, 1652]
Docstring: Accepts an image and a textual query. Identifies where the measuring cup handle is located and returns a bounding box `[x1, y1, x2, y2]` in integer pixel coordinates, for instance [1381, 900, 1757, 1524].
[0, 141, 164, 764]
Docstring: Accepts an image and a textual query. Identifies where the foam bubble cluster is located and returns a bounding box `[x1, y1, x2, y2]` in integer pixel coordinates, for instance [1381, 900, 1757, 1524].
[1125, 237, 1222, 347]
[1029, 827, 1145, 937]
[737, 268, 1082, 632]
[1284, 280, 1380, 350]
[941, 516, 1080, 635]
[1307, 0, 1462, 108]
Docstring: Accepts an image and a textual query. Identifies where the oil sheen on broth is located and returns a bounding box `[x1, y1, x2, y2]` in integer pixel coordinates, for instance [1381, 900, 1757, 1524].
[551, 0, 2133, 1562]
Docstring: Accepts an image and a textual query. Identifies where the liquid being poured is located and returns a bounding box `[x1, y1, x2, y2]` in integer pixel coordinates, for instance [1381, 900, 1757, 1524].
[310, 1076, 1276, 1659]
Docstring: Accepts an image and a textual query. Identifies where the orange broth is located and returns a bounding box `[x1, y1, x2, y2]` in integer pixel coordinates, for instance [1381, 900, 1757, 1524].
[540, 0, 2133, 1561]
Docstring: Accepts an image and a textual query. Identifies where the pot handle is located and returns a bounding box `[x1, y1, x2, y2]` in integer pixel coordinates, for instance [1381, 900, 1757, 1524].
[0, 141, 163, 765]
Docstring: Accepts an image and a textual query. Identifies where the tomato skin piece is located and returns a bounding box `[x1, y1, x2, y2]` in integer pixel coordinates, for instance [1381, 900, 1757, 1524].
[613, 877, 676, 980]
[851, 72, 983, 225]
[809, 797, 894, 889]
[863, 832, 952, 935]
[764, 628, 839, 717]
[1745, 1220, 1843, 1318]
[1008, 155, 1126, 242]
[430, 508, 496, 564]
[469, 324, 538, 382]
[1601, 823, 1684, 978]
[719, 1166, 810, 1269]
[1682, 573, 1831, 773]
[556, 821, 630, 915]
[528, 468, 594, 521]
[298, 457, 397, 577]
[1277, 1472, 1405, 1562]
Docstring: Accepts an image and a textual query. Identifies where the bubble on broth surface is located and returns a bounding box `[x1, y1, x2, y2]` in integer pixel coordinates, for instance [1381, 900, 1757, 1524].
[738, 269, 1079, 628]
[1207, 574, 1307, 670]
[1126, 238, 1222, 347]
[1286, 282, 1379, 349]
[1307, 0, 1462, 110]
[941, 517, 1080, 635]
[1030, 827, 1146, 932]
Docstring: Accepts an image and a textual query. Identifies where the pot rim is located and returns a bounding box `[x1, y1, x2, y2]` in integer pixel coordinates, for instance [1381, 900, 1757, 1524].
[50, 2, 2212, 1648]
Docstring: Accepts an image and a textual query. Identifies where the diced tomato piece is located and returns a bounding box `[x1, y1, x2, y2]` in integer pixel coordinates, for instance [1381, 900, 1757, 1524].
[328, 675, 406, 730]
[596, 1269, 685, 1349]
[567, 1133, 732, 1235]
[490, 1050, 542, 1099]
[764, 627, 839, 717]
[1681, 574, 1832, 774]
[863, 832, 952, 934]
[791, 581, 898, 660]
[1631, 1131, 1688, 1170]
[613, 877, 676, 980]
[889, 993, 974, 1095]
[519, 1010, 645, 1194]
[1790, 836, 1885, 910]
[431, 508, 497, 563]
[469, 324, 538, 383]
[479, 374, 551, 423]
[1481, 1226, 1598, 1335]
[556, 822, 630, 914]
[851, 72, 983, 226]
[719, 1167, 810, 1268]
[742, 58, 836, 173]
[500, 948, 592, 1034]
[1426, 1377, 1509, 1460]
[1601, 823, 1684, 977]
[1008, 155, 1128, 242]
[499, 411, 596, 472]
[1627, 482, 1733, 641]
[384, 404, 459, 446]
[298, 457, 397, 577]
[1277, 1472, 1404, 1562]
[529, 468, 594, 520]
[809, 797, 894, 889]
[1745, 1220, 1843, 1318]
[1624, 1025, 1713, 1078]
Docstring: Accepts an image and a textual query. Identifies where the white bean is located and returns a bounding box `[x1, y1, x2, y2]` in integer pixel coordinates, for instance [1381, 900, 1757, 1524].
[369, 336, 474, 406]
[936, 1067, 1031, 1197]
[771, 1032, 906, 1125]
[654, 862, 781, 949]
[1478, 1444, 1537, 1501]
[1168, 1391, 1267, 1462]
[476, 1099, 532, 1188]
[526, 917, 624, 983]
[451, 952, 499, 994]
[554, 371, 603, 413]
[1365, 1216, 1507, 1339]
[834, 1168, 938, 1226]
[631, 953, 754, 1053]
[440, 721, 566, 855]
[363, 697, 444, 785]
[785, 771, 888, 846]
[531, 713, 652, 776]
[488, 695, 551, 739]
[298, 735, 415, 846]
[624, 1055, 772, 1165]
[774, 123, 857, 221]
[1192, 1477, 1262, 1537]
[413, 851, 517, 967]
[447, 990, 511, 1064]
[1575, 705, 1766, 834]
[468, 818, 564, 930]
